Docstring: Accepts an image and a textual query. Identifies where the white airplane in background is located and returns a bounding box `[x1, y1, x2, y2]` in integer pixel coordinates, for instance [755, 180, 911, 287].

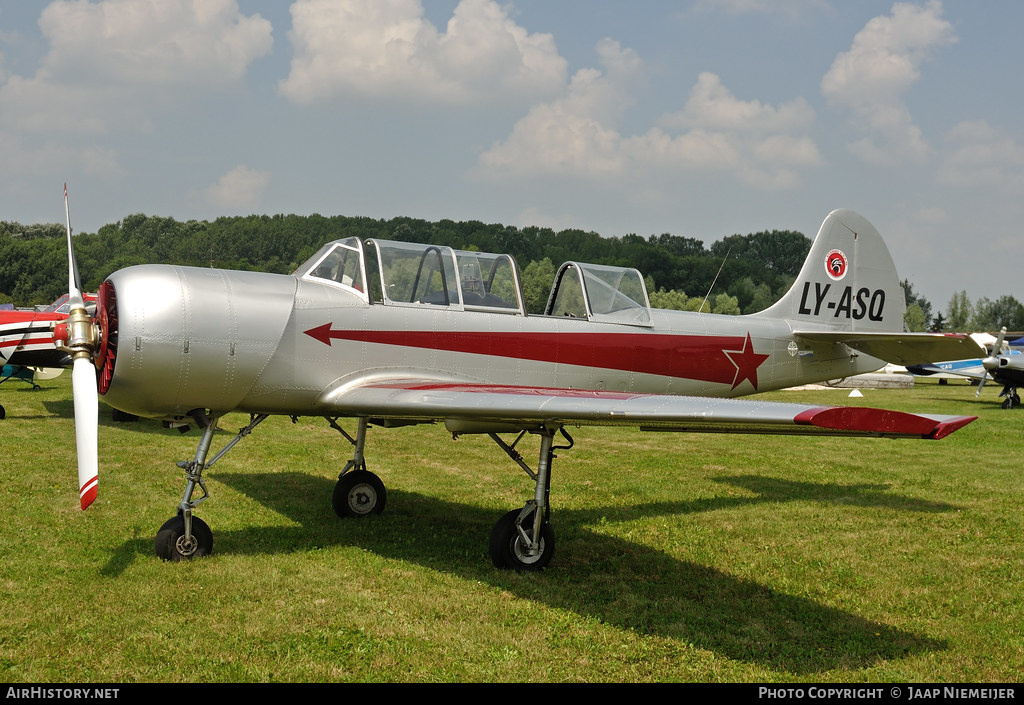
[908, 328, 1023, 409]
[54, 189, 983, 570]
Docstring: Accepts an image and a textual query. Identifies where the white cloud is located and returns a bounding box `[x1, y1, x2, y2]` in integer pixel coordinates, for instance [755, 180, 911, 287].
[36, 0, 272, 87]
[481, 61, 820, 191]
[821, 0, 956, 165]
[278, 0, 567, 105]
[205, 166, 271, 210]
[691, 0, 829, 19]
[0, 131, 121, 180]
[663, 72, 815, 133]
[478, 39, 642, 178]
[0, 0, 272, 134]
[913, 206, 947, 225]
[937, 120, 1024, 192]
[513, 206, 580, 232]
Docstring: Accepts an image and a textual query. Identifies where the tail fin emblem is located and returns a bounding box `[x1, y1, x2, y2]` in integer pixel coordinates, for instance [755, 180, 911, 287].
[825, 249, 848, 281]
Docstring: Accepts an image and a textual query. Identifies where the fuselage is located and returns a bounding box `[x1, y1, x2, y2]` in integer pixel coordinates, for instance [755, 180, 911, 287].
[0, 309, 70, 368]
[98, 260, 882, 422]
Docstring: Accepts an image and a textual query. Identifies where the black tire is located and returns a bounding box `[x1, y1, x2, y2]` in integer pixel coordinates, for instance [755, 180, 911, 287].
[332, 470, 387, 518]
[1003, 394, 1021, 409]
[155, 515, 213, 561]
[489, 508, 555, 571]
[0, 405, 5, 420]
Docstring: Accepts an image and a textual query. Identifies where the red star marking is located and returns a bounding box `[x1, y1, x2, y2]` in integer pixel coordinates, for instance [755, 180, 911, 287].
[723, 332, 769, 390]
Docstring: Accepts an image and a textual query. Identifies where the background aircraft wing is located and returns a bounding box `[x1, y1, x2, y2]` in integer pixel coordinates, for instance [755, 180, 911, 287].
[793, 330, 986, 366]
[316, 378, 975, 440]
[907, 364, 989, 382]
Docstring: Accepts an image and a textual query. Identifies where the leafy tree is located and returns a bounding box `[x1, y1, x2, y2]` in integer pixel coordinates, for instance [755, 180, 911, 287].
[649, 288, 692, 311]
[900, 279, 932, 326]
[972, 295, 1024, 332]
[521, 258, 556, 314]
[904, 303, 927, 332]
[947, 290, 971, 331]
[711, 293, 741, 316]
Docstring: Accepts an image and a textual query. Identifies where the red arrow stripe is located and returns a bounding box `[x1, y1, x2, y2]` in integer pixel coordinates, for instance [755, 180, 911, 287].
[304, 326, 769, 387]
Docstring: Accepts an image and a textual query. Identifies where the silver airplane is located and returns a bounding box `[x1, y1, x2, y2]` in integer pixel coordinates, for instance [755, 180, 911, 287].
[55, 193, 984, 570]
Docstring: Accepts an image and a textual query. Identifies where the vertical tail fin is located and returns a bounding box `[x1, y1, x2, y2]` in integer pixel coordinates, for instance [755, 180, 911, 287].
[755, 210, 906, 332]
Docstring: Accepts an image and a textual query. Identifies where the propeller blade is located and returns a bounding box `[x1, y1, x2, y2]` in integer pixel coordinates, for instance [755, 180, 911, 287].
[64, 183, 84, 306]
[63, 185, 99, 509]
[978, 328, 1007, 398]
[993, 327, 1007, 354]
[72, 356, 98, 509]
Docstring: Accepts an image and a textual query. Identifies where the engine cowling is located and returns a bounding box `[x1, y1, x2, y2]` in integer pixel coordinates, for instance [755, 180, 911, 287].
[99, 264, 297, 419]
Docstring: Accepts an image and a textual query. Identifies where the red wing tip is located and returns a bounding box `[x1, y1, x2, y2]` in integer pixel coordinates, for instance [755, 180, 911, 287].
[928, 415, 977, 440]
[795, 407, 976, 438]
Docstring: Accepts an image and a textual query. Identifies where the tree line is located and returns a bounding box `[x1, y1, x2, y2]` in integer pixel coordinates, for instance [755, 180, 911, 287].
[1, 213, 1021, 331]
[0, 213, 808, 315]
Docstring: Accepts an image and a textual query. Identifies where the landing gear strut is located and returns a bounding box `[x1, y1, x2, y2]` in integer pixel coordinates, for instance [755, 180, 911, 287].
[1001, 387, 1021, 409]
[154, 411, 268, 561]
[329, 417, 387, 517]
[485, 425, 572, 571]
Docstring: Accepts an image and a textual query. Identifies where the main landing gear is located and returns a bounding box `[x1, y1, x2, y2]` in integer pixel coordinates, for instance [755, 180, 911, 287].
[1001, 387, 1021, 409]
[155, 412, 572, 571]
[327, 417, 574, 570]
[328, 417, 387, 518]
[482, 426, 572, 571]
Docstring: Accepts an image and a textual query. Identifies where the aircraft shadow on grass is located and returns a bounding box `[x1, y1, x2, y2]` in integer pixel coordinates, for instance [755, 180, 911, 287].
[100, 471, 951, 673]
[36, 399, 187, 435]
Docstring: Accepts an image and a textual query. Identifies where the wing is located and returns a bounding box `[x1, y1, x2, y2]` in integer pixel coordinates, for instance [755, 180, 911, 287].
[794, 330, 986, 366]
[316, 378, 975, 440]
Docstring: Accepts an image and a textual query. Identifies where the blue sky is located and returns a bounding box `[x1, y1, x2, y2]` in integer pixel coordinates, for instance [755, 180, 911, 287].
[1, 1, 1022, 313]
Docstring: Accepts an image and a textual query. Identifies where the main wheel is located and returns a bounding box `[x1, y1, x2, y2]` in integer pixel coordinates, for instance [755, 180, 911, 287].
[0, 404, 5, 420]
[489, 508, 555, 571]
[155, 515, 213, 561]
[332, 470, 387, 518]
[1003, 393, 1021, 409]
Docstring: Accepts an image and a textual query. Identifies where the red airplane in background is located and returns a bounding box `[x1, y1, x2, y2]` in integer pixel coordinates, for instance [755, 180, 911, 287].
[0, 293, 96, 419]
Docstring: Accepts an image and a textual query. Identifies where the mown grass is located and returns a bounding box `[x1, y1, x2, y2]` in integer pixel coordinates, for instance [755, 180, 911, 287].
[0, 375, 1021, 682]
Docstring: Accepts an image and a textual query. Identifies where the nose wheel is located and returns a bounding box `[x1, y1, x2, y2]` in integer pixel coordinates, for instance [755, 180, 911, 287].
[155, 514, 213, 561]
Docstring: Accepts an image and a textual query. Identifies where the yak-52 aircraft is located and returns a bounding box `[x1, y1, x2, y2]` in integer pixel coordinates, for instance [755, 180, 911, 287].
[54, 190, 984, 569]
[909, 328, 1023, 409]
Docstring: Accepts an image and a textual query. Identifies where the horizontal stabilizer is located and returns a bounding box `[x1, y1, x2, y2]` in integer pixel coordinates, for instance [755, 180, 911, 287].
[794, 330, 986, 366]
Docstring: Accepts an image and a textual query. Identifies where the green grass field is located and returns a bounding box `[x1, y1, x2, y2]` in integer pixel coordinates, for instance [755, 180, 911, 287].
[1, 374, 1021, 682]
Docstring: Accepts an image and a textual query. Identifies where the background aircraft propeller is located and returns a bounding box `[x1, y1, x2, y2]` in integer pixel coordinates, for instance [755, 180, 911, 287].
[975, 327, 1007, 399]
